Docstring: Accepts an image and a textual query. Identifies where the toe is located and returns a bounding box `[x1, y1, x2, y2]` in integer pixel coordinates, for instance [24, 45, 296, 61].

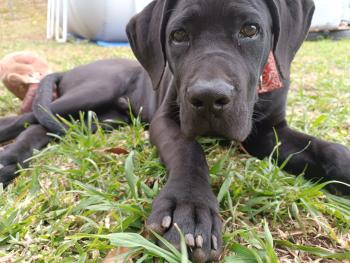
[209, 212, 223, 262]
[192, 248, 208, 263]
[164, 203, 196, 248]
[147, 199, 174, 234]
[192, 207, 212, 262]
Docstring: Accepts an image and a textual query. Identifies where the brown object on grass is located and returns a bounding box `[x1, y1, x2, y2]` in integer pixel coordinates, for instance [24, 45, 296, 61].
[0, 52, 51, 113]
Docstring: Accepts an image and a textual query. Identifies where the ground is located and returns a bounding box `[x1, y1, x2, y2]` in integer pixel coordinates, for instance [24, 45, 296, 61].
[0, 1, 349, 262]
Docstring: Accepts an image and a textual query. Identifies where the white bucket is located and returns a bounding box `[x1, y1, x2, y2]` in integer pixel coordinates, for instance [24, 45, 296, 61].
[135, 0, 153, 13]
[311, 0, 349, 29]
[67, 0, 152, 42]
[342, 0, 350, 21]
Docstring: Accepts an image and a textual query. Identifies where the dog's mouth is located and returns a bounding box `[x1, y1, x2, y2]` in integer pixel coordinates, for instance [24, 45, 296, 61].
[181, 122, 252, 142]
[179, 102, 253, 142]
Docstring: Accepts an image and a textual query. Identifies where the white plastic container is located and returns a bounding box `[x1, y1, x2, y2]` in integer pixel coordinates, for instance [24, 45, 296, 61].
[66, 0, 152, 42]
[311, 0, 350, 29]
[135, 0, 153, 13]
[342, 0, 350, 22]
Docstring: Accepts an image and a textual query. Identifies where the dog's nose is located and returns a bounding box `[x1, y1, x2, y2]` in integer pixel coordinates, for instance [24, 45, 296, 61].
[188, 80, 234, 113]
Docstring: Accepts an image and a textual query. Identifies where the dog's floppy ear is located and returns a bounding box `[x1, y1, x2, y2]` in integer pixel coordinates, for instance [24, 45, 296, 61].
[266, 0, 315, 81]
[126, 0, 175, 90]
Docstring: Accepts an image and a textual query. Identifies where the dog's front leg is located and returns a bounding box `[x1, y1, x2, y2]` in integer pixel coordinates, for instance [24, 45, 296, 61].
[147, 113, 222, 263]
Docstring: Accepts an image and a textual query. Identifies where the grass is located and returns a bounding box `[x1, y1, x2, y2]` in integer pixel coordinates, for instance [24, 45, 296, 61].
[0, 1, 350, 262]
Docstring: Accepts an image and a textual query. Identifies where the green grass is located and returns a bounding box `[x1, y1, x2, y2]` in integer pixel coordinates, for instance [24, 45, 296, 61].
[0, 1, 350, 262]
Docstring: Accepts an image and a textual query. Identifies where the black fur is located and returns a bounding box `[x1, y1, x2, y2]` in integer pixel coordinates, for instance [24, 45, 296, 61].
[1, 1, 349, 262]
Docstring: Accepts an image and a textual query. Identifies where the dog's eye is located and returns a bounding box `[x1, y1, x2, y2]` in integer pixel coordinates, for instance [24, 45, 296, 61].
[240, 24, 260, 38]
[170, 29, 190, 44]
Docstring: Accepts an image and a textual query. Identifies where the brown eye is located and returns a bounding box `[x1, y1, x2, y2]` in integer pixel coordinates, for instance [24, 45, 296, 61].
[171, 29, 190, 44]
[240, 24, 259, 38]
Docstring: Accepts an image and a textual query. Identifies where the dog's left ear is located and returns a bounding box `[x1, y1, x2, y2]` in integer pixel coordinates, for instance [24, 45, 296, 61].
[266, 0, 315, 81]
[126, 0, 176, 90]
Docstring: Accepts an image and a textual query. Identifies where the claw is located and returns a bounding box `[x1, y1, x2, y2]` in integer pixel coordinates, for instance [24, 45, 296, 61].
[185, 233, 195, 247]
[195, 235, 203, 248]
[162, 216, 172, 229]
[212, 235, 218, 250]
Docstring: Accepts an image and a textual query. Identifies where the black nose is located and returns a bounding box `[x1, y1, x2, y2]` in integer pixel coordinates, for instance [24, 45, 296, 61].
[188, 80, 234, 113]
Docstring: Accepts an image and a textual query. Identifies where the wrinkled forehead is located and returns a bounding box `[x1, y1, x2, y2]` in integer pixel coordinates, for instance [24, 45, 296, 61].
[170, 0, 271, 27]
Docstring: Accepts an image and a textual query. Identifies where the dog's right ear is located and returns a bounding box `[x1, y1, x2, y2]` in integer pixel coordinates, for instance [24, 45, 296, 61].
[266, 0, 315, 81]
[126, 0, 175, 90]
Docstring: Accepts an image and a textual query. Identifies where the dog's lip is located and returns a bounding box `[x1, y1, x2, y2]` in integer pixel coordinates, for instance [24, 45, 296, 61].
[181, 123, 247, 142]
[182, 130, 245, 142]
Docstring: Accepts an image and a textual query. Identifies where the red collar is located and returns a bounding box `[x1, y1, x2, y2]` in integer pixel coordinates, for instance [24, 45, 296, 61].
[258, 52, 283, 93]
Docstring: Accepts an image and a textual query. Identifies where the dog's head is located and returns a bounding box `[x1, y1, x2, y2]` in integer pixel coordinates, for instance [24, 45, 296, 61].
[127, 0, 314, 141]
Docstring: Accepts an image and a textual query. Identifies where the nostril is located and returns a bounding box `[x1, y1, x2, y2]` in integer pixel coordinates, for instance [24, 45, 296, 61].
[190, 98, 204, 108]
[214, 97, 230, 107]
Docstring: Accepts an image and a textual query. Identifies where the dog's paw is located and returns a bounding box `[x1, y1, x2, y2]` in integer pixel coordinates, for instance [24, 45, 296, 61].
[0, 163, 18, 186]
[147, 184, 222, 263]
[0, 150, 19, 186]
[321, 143, 350, 195]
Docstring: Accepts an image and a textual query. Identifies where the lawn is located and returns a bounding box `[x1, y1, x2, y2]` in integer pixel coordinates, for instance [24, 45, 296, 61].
[0, 1, 349, 262]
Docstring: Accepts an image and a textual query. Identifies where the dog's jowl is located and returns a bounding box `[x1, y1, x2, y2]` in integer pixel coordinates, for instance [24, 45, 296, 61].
[0, 0, 349, 262]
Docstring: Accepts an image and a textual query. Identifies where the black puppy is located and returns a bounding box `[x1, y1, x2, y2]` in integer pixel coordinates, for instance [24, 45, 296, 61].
[1, 0, 349, 262]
